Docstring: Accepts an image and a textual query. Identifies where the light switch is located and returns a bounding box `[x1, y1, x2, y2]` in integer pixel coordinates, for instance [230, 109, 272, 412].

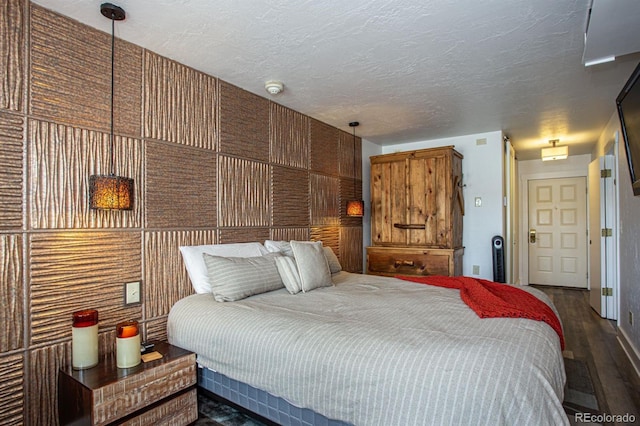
[125, 281, 141, 305]
[475, 197, 482, 207]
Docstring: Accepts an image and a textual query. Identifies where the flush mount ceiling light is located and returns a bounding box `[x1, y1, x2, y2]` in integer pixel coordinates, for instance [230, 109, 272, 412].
[346, 121, 364, 217]
[265, 80, 284, 95]
[541, 139, 568, 161]
[89, 3, 134, 210]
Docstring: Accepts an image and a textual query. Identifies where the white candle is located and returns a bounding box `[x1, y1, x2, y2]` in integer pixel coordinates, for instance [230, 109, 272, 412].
[116, 335, 141, 368]
[72, 310, 99, 370]
[116, 320, 141, 368]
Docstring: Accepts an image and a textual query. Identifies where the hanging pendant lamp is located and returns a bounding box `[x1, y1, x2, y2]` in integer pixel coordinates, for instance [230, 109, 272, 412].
[346, 121, 364, 217]
[89, 3, 134, 210]
[540, 139, 568, 161]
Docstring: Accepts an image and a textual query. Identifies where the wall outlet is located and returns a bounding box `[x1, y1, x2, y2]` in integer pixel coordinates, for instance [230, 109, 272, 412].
[475, 197, 482, 207]
[472, 265, 480, 275]
[125, 281, 141, 305]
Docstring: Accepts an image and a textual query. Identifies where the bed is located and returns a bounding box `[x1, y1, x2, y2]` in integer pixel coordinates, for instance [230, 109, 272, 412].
[167, 241, 568, 426]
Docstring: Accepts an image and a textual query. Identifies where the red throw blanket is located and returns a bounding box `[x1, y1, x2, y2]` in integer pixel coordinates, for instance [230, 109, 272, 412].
[396, 275, 565, 350]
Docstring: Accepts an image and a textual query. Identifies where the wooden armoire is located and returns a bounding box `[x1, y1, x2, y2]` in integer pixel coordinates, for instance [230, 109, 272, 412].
[367, 146, 464, 277]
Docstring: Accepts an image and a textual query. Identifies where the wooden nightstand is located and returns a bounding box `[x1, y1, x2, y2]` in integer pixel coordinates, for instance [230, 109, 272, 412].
[58, 342, 197, 426]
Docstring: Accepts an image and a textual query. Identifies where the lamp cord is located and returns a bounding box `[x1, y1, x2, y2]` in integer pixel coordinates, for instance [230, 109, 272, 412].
[109, 12, 115, 176]
[352, 126, 357, 196]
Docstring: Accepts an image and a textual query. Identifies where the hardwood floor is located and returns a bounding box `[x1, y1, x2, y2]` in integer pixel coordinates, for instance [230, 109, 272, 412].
[534, 285, 640, 424]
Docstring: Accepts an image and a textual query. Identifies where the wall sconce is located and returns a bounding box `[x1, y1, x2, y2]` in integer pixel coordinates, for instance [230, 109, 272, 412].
[89, 3, 134, 210]
[541, 139, 568, 161]
[346, 121, 364, 217]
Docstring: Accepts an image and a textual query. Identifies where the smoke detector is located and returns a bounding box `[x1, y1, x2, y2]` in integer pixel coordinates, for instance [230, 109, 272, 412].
[265, 81, 284, 95]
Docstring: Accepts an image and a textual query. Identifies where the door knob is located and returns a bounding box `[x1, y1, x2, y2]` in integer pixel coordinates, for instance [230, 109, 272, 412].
[529, 229, 536, 244]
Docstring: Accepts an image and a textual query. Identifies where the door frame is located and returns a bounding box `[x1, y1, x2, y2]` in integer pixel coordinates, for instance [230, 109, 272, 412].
[519, 164, 589, 285]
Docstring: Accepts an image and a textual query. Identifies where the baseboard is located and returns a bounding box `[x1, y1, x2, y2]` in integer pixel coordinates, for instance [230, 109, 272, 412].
[617, 327, 640, 379]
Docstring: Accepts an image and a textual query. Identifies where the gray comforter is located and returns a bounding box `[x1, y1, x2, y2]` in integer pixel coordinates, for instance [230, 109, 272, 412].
[168, 272, 568, 425]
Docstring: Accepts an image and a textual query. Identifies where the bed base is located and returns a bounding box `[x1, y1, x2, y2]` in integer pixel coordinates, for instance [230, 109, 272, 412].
[198, 366, 350, 426]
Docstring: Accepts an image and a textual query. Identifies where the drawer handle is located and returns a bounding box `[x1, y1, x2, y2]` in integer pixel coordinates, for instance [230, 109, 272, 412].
[394, 260, 415, 267]
[393, 223, 426, 230]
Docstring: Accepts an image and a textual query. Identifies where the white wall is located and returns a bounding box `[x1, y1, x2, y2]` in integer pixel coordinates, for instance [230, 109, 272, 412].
[517, 154, 591, 285]
[364, 130, 505, 280]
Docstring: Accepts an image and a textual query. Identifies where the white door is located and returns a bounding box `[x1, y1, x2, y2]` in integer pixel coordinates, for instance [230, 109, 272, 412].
[504, 140, 518, 284]
[589, 155, 618, 319]
[588, 158, 603, 314]
[528, 177, 587, 287]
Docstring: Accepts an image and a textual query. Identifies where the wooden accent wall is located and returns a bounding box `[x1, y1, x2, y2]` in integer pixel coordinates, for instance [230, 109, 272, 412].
[0, 1, 363, 424]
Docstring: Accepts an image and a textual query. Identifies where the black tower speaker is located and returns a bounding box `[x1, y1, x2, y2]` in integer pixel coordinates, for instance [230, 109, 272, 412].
[492, 235, 506, 283]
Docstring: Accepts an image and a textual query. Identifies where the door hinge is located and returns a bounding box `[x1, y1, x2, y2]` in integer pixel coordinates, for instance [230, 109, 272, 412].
[601, 169, 612, 178]
[602, 287, 613, 297]
[601, 228, 613, 237]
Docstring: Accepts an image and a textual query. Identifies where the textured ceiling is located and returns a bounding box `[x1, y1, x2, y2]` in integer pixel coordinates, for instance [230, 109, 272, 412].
[31, 0, 640, 160]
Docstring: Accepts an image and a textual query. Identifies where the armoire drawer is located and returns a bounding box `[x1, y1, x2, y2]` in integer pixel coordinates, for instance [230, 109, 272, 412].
[366, 247, 463, 277]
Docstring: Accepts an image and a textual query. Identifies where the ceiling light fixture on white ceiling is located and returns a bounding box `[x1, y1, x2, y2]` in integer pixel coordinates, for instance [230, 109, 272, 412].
[265, 80, 284, 95]
[541, 139, 568, 161]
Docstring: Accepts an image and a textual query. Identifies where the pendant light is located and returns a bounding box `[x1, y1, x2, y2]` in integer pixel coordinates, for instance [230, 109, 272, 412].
[89, 3, 134, 210]
[541, 139, 568, 161]
[346, 121, 364, 217]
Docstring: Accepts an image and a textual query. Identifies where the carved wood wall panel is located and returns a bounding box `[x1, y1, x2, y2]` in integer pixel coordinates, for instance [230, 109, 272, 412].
[271, 166, 309, 227]
[219, 82, 270, 161]
[310, 226, 340, 255]
[28, 343, 66, 426]
[0, 354, 23, 425]
[29, 231, 141, 345]
[270, 103, 309, 169]
[219, 228, 271, 244]
[0, 112, 24, 230]
[146, 141, 217, 228]
[0, 0, 24, 112]
[310, 173, 340, 226]
[30, 5, 142, 137]
[339, 131, 361, 179]
[0, 234, 23, 352]
[28, 120, 142, 229]
[270, 227, 309, 242]
[310, 119, 339, 176]
[144, 317, 168, 342]
[144, 230, 216, 318]
[218, 156, 270, 227]
[341, 226, 364, 273]
[144, 51, 217, 149]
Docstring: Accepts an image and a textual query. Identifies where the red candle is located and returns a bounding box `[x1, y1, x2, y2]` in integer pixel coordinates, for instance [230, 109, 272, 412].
[116, 320, 139, 338]
[73, 309, 98, 328]
[72, 309, 99, 370]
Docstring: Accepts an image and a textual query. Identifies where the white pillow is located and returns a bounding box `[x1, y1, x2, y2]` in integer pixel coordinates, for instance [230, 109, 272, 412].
[203, 252, 284, 302]
[266, 240, 342, 274]
[180, 242, 267, 293]
[274, 256, 302, 294]
[290, 241, 333, 292]
[323, 246, 342, 274]
[264, 240, 294, 257]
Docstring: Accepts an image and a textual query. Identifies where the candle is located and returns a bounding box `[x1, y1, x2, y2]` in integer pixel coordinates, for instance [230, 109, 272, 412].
[72, 309, 99, 370]
[116, 320, 141, 368]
